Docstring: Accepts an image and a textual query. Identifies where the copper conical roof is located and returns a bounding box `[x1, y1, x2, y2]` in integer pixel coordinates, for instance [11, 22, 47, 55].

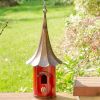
[26, 6, 62, 67]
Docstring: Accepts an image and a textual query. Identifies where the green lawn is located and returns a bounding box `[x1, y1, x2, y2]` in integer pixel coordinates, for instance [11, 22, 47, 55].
[0, 1, 74, 92]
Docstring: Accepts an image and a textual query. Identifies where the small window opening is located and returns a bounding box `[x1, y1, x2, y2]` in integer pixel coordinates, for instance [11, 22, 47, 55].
[41, 74, 47, 84]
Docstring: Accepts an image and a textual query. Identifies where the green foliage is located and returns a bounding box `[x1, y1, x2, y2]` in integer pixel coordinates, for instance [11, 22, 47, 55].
[74, 0, 100, 16]
[50, 0, 73, 6]
[56, 54, 85, 93]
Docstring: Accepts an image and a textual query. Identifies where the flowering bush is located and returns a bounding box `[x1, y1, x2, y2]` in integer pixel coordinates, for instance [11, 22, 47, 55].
[58, 16, 100, 93]
[56, 0, 100, 93]
[64, 16, 100, 76]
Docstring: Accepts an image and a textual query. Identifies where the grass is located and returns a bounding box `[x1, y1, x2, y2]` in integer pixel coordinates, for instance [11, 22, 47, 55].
[0, 1, 74, 92]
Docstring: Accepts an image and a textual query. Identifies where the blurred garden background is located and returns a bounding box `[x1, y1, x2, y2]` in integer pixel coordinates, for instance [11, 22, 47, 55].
[0, 0, 100, 93]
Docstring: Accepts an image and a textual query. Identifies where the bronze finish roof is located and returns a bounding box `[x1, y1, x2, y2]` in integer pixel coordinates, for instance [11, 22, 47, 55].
[26, 7, 62, 67]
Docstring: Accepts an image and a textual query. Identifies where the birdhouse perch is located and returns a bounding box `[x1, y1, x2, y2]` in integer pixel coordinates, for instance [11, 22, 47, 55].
[26, 0, 62, 98]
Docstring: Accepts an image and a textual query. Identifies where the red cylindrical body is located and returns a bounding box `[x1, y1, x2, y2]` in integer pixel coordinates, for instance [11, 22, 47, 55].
[33, 66, 56, 98]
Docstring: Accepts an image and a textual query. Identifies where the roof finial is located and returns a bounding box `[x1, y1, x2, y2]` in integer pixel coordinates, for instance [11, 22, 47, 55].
[43, 0, 47, 13]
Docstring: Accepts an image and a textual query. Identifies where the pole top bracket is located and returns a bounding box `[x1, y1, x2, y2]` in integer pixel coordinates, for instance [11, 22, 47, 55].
[43, 0, 47, 13]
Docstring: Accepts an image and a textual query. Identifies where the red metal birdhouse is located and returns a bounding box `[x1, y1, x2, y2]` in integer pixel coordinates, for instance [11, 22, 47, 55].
[26, 1, 62, 98]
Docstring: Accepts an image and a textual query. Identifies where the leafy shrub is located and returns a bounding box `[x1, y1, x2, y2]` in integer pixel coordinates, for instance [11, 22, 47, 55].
[51, 0, 73, 6]
[74, 0, 100, 16]
[56, 56, 85, 93]
[0, 0, 19, 7]
[55, 0, 100, 94]
[60, 16, 100, 93]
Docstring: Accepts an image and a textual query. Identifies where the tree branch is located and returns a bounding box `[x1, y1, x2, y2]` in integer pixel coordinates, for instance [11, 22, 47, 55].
[0, 21, 8, 35]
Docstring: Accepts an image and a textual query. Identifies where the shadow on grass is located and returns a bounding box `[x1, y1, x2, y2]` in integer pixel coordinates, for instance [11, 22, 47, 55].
[0, 5, 42, 16]
[0, 0, 75, 17]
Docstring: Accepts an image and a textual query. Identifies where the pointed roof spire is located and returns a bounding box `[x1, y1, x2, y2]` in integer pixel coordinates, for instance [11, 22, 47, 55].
[26, 1, 62, 67]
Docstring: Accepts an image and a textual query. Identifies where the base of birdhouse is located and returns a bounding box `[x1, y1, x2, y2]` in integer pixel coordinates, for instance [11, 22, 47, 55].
[77, 96, 100, 100]
[34, 95, 56, 99]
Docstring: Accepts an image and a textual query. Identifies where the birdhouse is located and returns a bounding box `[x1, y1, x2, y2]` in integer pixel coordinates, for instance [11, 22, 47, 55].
[26, 1, 62, 98]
